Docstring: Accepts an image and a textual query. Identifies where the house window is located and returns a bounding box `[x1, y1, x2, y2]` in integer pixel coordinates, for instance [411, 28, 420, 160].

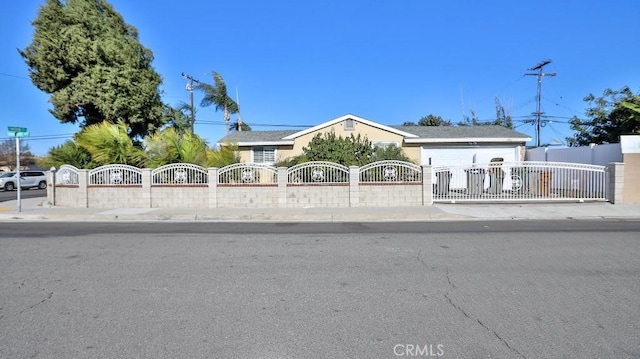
[372, 141, 400, 149]
[344, 118, 355, 131]
[252, 146, 276, 164]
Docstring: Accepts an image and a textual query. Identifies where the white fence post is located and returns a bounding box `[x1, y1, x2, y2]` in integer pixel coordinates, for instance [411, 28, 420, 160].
[141, 168, 151, 208]
[208, 168, 218, 208]
[422, 165, 433, 206]
[277, 167, 287, 208]
[349, 166, 359, 207]
[47, 168, 56, 206]
[78, 169, 89, 208]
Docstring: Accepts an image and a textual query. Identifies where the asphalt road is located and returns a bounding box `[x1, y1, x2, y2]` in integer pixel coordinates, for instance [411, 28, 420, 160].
[1, 221, 638, 359]
[0, 188, 45, 202]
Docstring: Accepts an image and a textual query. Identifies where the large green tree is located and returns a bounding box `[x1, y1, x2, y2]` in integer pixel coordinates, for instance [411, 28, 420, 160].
[568, 86, 640, 146]
[20, 0, 166, 139]
[0, 140, 35, 170]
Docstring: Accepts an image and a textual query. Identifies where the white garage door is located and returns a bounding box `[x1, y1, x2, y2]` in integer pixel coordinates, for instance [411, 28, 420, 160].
[421, 145, 519, 167]
[422, 145, 521, 191]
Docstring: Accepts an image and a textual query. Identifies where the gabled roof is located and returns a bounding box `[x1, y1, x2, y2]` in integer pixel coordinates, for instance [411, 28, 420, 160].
[282, 114, 419, 139]
[217, 114, 532, 146]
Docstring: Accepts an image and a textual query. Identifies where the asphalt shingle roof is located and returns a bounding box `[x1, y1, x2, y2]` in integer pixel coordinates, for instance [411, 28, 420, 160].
[391, 125, 530, 139]
[218, 130, 298, 143]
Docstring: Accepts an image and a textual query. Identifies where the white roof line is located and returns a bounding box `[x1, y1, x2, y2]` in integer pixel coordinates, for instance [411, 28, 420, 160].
[282, 114, 419, 140]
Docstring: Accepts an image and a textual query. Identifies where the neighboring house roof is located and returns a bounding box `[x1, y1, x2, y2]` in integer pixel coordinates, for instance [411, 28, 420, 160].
[217, 114, 532, 145]
[392, 125, 532, 143]
[218, 130, 298, 146]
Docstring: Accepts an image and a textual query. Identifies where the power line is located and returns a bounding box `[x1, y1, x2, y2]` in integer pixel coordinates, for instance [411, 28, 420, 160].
[525, 59, 557, 147]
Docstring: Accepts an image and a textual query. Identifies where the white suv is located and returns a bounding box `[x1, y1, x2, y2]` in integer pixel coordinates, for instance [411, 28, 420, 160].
[0, 171, 48, 191]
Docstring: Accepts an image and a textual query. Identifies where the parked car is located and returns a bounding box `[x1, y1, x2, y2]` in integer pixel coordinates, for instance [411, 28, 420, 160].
[0, 171, 48, 191]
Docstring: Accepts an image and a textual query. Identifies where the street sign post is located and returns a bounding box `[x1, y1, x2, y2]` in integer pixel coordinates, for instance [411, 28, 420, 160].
[7, 126, 28, 212]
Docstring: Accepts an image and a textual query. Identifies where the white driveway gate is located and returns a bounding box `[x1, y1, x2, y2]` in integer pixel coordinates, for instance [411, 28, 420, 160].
[432, 161, 608, 202]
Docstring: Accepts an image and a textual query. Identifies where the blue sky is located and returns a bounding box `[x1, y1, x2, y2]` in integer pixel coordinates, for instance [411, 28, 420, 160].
[1, 0, 639, 155]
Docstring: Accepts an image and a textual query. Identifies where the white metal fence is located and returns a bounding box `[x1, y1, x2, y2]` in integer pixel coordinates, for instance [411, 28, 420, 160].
[89, 165, 142, 185]
[359, 160, 422, 183]
[287, 161, 349, 184]
[152, 163, 208, 185]
[433, 161, 607, 202]
[56, 164, 80, 185]
[218, 163, 278, 185]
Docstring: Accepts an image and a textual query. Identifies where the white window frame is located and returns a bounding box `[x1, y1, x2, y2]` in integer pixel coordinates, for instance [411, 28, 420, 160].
[372, 141, 401, 149]
[251, 146, 277, 164]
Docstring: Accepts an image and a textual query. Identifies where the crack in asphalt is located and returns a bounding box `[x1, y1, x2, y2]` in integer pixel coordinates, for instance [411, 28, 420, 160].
[442, 266, 526, 359]
[20, 291, 53, 314]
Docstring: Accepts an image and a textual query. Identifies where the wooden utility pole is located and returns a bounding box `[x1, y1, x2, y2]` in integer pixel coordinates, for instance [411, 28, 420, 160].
[181, 72, 200, 135]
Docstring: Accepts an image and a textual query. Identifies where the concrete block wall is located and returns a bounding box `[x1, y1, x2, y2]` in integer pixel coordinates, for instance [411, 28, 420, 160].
[51, 164, 437, 208]
[88, 187, 145, 208]
[151, 186, 208, 208]
[54, 186, 82, 207]
[286, 185, 350, 208]
[607, 163, 624, 204]
[359, 184, 423, 207]
[217, 186, 279, 208]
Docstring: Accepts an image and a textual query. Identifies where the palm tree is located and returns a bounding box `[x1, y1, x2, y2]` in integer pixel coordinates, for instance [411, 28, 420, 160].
[195, 72, 239, 133]
[75, 122, 146, 166]
[161, 103, 193, 136]
[37, 140, 96, 169]
[144, 127, 209, 167]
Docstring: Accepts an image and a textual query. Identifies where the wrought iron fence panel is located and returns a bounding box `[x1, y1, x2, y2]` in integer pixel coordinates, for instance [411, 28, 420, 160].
[218, 163, 278, 185]
[89, 164, 142, 185]
[152, 163, 208, 185]
[432, 161, 607, 202]
[287, 161, 350, 184]
[359, 160, 422, 183]
[56, 164, 80, 185]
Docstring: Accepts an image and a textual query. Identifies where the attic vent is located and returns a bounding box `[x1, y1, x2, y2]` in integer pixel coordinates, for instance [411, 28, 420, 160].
[344, 118, 355, 131]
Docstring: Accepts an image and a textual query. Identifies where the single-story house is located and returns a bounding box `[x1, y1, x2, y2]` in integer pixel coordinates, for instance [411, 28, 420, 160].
[217, 113, 532, 167]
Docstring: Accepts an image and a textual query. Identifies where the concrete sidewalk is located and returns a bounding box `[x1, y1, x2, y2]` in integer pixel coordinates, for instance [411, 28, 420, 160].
[2, 197, 640, 222]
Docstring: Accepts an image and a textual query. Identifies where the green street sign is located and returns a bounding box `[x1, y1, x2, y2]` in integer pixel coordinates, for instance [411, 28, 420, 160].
[7, 126, 29, 137]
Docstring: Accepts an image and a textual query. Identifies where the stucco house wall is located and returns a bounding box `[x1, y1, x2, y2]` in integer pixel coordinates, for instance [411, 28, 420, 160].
[219, 114, 531, 167]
